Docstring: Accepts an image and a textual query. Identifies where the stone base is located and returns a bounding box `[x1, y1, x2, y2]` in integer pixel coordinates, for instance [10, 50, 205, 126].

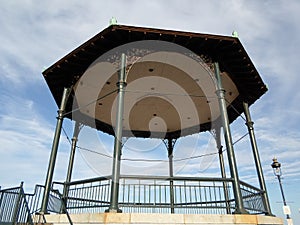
[44, 213, 283, 225]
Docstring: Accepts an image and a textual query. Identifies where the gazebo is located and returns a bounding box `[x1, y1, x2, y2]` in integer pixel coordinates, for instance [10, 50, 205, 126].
[37, 24, 281, 224]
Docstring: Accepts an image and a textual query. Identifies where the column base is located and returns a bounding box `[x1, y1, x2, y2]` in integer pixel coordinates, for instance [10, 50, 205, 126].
[105, 208, 122, 213]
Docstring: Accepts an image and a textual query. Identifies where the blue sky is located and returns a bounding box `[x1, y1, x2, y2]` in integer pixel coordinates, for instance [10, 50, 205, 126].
[0, 0, 299, 224]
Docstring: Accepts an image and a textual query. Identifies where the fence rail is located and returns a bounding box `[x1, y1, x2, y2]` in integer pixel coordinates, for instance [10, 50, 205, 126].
[0, 176, 267, 222]
[240, 181, 266, 214]
[0, 182, 33, 225]
[53, 175, 267, 215]
[0, 183, 73, 225]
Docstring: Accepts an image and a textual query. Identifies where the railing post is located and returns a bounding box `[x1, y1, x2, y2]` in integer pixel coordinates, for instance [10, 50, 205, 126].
[243, 102, 272, 215]
[214, 127, 231, 214]
[0, 189, 4, 219]
[107, 53, 127, 213]
[20, 185, 34, 225]
[0, 188, 10, 221]
[167, 138, 176, 214]
[12, 182, 23, 224]
[214, 63, 247, 214]
[41, 87, 71, 214]
[63, 121, 82, 209]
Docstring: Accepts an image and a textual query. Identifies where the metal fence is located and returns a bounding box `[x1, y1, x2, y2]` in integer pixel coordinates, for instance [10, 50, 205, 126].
[24, 185, 44, 215]
[0, 176, 267, 223]
[240, 181, 266, 214]
[0, 183, 73, 225]
[53, 177, 111, 214]
[0, 182, 33, 225]
[54, 175, 267, 215]
[118, 176, 234, 214]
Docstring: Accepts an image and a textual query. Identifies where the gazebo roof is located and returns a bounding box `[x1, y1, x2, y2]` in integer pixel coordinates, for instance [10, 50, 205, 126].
[42, 25, 267, 139]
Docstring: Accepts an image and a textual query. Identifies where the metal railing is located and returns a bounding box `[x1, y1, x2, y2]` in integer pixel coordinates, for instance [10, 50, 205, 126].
[0, 182, 33, 225]
[240, 181, 267, 214]
[119, 176, 234, 214]
[52, 175, 267, 215]
[0, 183, 73, 225]
[27, 185, 73, 224]
[0, 177, 267, 222]
[53, 177, 111, 214]
[25, 185, 44, 215]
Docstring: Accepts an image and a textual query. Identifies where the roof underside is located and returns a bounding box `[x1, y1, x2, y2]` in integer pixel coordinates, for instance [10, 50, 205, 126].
[43, 25, 267, 139]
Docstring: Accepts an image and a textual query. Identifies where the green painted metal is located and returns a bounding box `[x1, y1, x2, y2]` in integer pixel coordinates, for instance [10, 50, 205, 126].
[167, 138, 175, 214]
[63, 121, 81, 206]
[12, 182, 23, 225]
[0, 182, 33, 225]
[214, 63, 247, 214]
[109, 17, 118, 25]
[243, 102, 272, 215]
[214, 127, 231, 214]
[41, 87, 71, 214]
[108, 53, 127, 212]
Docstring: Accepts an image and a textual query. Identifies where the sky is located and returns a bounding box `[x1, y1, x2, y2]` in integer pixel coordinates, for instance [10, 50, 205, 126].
[0, 0, 299, 224]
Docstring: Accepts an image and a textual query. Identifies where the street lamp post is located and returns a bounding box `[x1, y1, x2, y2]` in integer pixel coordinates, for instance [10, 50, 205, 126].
[271, 158, 292, 224]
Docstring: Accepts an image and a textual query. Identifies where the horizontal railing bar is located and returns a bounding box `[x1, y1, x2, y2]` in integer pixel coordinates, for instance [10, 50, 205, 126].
[67, 197, 110, 204]
[119, 199, 233, 206]
[120, 204, 231, 209]
[0, 187, 20, 193]
[52, 181, 65, 186]
[119, 175, 234, 182]
[24, 185, 45, 199]
[239, 180, 264, 193]
[68, 184, 110, 192]
[241, 192, 262, 199]
[62, 175, 234, 187]
[64, 176, 112, 186]
[67, 204, 109, 209]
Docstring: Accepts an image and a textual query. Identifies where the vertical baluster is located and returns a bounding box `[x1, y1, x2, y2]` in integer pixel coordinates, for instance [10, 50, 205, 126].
[189, 184, 192, 213]
[74, 185, 80, 212]
[95, 182, 99, 209]
[0, 192, 5, 220]
[213, 182, 217, 214]
[126, 183, 129, 211]
[138, 180, 141, 213]
[153, 180, 156, 213]
[76, 185, 80, 213]
[193, 184, 197, 214]
[149, 183, 151, 213]
[144, 183, 147, 213]
[105, 180, 109, 207]
[218, 185, 222, 214]
[159, 184, 162, 212]
[101, 182, 105, 209]
[3, 191, 10, 221]
[199, 183, 202, 214]
[179, 183, 182, 211]
[92, 183, 95, 209]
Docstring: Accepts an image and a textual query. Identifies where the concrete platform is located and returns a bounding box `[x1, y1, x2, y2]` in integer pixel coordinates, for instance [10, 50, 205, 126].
[44, 213, 283, 225]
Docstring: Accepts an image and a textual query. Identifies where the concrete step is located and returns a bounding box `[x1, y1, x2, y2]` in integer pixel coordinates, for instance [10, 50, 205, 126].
[43, 213, 284, 225]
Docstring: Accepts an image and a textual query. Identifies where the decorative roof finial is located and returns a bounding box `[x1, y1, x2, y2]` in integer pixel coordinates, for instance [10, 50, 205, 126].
[232, 30, 239, 38]
[109, 17, 118, 26]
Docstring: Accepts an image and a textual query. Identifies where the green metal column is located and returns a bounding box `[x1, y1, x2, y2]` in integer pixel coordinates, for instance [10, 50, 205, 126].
[63, 121, 81, 202]
[41, 87, 71, 214]
[167, 138, 175, 214]
[214, 127, 231, 214]
[214, 63, 247, 214]
[108, 53, 127, 212]
[243, 102, 272, 215]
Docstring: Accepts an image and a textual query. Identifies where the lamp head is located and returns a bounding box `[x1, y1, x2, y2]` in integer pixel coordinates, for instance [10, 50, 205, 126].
[271, 157, 281, 175]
